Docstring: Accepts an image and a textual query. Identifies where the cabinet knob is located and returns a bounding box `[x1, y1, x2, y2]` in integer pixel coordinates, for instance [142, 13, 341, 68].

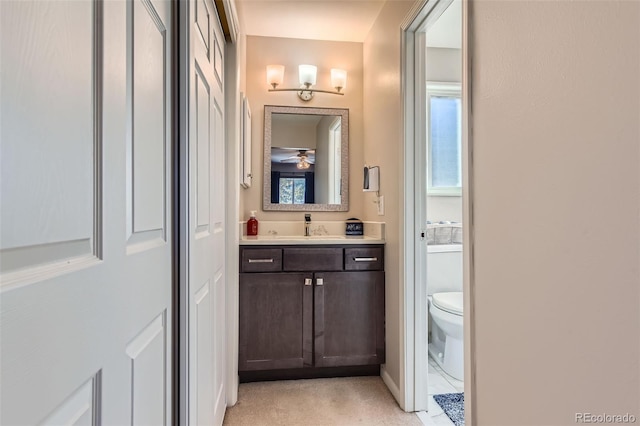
[304, 278, 312, 286]
[316, 278, 324, 286]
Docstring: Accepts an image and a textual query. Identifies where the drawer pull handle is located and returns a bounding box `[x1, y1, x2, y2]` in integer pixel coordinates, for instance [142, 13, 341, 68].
[304, 278, 312, 286]
[316, 278, 324, 286]
[353, 257, 378, 262]
[248, 258, 274, 263]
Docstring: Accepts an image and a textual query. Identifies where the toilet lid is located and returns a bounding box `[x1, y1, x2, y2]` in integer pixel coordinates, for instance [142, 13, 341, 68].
[432, 292, 463, 315]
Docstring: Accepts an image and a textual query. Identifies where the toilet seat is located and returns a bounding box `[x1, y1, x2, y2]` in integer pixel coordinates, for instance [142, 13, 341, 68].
[432, 292, 463, 316]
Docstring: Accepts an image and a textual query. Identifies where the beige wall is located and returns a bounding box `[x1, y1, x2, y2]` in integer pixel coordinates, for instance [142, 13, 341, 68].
[271, 117, 318, 149]
[241, 36, 364, 222]
[471, 1, 639, 424]
[363, 0, 416, 393]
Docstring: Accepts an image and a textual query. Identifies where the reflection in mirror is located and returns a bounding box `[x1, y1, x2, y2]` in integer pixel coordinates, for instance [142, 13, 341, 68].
[263, 105, 349, 211]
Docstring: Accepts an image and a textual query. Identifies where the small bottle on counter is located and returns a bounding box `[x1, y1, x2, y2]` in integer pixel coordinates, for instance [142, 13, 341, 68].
[247, 210, 259, 236]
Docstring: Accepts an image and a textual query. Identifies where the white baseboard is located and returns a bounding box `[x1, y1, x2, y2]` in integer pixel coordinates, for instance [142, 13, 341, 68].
[381, 365, 403, 408]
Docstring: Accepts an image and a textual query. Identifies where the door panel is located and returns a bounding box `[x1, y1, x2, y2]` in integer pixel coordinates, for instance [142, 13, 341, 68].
[187, 0, 226, 423]
[314, 271, 385, 367]
[195, 68, 211, 234]
[40, 376, 99, 426]
[126, 313, 167, 426]
[131, 0, 167, 235]
[0, 0, 97, 286]
[239, 273, 311, 371]
[127, 0, 169, 254]
[0, 0, 173, 424]
[195, 281, 213, 425]
[213, 269, 226, 418]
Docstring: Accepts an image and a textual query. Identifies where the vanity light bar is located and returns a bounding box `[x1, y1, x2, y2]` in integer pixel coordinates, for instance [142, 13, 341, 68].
[266, 64, 347, 101]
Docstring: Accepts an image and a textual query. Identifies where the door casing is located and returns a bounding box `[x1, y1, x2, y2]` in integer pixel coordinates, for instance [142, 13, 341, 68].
[400, 0, 475, 421]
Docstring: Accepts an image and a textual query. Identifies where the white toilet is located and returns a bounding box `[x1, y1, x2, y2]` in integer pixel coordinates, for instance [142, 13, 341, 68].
[427, 244, 464, 381]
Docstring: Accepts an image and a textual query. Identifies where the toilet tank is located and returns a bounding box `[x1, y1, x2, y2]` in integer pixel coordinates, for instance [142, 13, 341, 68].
[427, 244, 463, 295]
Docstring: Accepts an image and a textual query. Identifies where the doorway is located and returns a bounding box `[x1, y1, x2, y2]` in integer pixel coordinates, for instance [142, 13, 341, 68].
[401, 0, 474, 422]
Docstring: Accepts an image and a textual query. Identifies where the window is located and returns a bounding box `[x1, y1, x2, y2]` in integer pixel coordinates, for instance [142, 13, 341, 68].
[427, 82, 462, 196]
[279, 177, 306, 204]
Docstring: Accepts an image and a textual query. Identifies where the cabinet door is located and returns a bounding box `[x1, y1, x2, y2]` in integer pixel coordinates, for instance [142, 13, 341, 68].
[239, 273, 313, 371]
[314, 271, 385, 367]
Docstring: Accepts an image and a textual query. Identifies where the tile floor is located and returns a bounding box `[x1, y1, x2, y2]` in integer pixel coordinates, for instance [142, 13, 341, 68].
[417, 354, 464, 426]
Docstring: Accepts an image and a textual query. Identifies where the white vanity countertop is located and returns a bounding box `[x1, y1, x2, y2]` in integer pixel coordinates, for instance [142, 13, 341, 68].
[238, 221, 385, 245]
[239, 235, 385, 245]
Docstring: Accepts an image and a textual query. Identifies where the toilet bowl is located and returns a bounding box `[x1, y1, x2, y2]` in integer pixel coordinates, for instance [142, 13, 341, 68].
[428, 291, 464, 381]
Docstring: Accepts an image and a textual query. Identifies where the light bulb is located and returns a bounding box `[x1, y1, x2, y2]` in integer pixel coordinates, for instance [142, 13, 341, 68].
[297, 160, 310, 170]
[298, 65, 317, 87]
[331, 68, 347, 92]
[266, 65, 284, 89]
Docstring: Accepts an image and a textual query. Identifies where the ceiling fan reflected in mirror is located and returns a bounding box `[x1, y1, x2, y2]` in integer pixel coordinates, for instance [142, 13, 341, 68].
[280, 149, 315, 169]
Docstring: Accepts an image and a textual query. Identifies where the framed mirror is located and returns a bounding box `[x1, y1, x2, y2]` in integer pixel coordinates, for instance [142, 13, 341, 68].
[263, 105, 349, 211]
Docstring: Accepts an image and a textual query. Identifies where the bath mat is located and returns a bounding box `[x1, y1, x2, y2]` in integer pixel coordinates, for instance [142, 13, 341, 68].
[433, 392, 464, 426]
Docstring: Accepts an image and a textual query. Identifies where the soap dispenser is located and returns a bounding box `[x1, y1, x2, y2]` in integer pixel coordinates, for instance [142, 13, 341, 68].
[247, 211, 259, 236]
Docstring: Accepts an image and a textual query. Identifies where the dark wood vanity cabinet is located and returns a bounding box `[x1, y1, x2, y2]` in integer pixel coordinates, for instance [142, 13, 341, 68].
[239, 245, 385, 377]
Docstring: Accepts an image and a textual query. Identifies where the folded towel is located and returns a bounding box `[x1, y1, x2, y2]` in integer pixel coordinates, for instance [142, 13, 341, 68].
[426, 221, 462, 245]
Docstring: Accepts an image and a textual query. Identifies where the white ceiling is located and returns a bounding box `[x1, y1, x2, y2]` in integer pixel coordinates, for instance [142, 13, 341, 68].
[236, 0, 461, 48]
[426, 0, 461, 49]
[236, 0, 386, 42]
[271, 147, 316, 164]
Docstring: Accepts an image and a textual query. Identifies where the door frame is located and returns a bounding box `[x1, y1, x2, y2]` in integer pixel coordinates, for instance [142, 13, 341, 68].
[401, 0, 475, 420]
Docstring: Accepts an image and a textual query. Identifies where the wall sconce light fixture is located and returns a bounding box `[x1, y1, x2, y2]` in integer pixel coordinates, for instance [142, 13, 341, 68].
[266, 64, 347, 101]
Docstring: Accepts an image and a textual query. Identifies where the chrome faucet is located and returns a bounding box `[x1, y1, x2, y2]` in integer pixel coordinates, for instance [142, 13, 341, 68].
[304, 214, 311, 236]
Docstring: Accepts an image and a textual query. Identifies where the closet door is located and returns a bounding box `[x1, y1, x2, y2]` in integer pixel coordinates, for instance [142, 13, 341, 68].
[184, 0, 227, 423]
[0, 0, 173, 424]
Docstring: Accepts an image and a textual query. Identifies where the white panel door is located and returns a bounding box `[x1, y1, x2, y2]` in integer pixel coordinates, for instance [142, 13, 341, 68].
[185, 0, 227, 424]
[0, 0, 173, 424]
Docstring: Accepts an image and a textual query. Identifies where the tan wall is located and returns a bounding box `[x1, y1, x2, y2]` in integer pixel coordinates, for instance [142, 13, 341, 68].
[238, 32, 247, 220]
[241, 36, 364, 222]
[471, 1, 640, 424]
[363, 0, 416, 392]
[271, 118, 318, 149]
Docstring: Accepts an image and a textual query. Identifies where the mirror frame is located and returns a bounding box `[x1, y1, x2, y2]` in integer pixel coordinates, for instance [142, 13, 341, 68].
[263, 105, 349, 211]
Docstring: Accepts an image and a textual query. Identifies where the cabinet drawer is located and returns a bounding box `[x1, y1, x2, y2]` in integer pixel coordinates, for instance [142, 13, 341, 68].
[241, 248, 283, 272]
[283, 247, 343, 271]
[345, 247, 384, 271]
